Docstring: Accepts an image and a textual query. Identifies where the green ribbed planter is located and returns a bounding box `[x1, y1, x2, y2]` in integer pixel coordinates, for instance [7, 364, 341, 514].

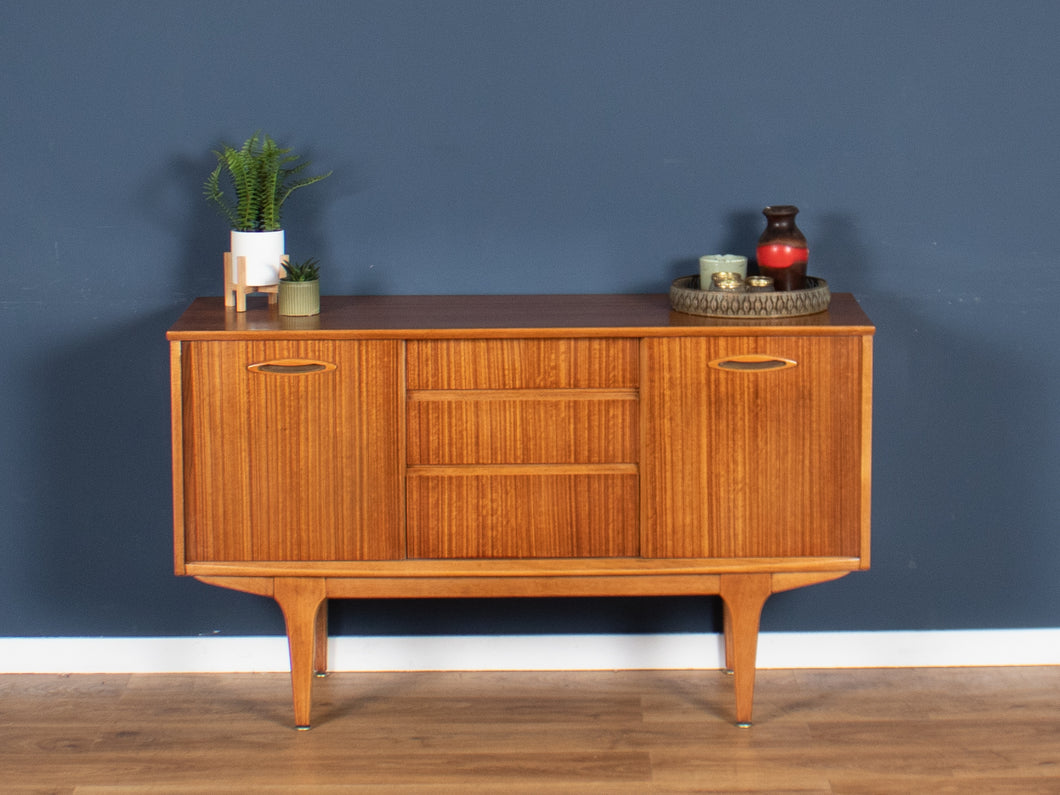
[278, 279, 320, 316]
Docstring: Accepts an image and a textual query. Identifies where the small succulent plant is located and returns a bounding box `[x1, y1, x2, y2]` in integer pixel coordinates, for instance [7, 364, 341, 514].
[281, 257, 321, 282]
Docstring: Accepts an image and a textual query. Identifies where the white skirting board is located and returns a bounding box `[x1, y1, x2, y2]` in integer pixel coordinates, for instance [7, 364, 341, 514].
[1, 629, 1058, 674]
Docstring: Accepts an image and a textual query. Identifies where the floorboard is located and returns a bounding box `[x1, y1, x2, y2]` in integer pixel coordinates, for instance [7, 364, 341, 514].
[0, 667, 1057, 792]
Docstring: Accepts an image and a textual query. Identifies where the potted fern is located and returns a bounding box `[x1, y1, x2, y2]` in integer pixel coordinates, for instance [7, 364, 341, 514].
[278, 258, 322, 316]
[204, 131, 331, 286]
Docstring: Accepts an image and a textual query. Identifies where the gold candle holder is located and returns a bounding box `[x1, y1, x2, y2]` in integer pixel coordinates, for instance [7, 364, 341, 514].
[745, 275, 775, 292]
[710, 271, 746, 292]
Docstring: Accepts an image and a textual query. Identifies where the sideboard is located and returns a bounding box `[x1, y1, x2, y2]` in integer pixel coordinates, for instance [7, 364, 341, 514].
[168, 292, 874, 729]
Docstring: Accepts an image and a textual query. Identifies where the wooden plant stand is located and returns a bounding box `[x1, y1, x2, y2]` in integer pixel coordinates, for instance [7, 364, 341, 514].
[223, 252, 284, 312]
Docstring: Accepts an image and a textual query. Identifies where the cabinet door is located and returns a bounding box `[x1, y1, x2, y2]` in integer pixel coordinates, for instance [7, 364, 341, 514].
[180, 340, 403, 561]
[641, 336, 868, 559]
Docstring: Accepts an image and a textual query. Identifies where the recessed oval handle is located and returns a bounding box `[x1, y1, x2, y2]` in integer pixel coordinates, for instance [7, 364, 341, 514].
[248, 359, 337, 375]
[709, 355, 797, 372]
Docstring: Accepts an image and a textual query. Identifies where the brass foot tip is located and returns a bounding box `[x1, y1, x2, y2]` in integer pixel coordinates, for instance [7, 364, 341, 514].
[315, 671, 328, 678]
[736, 721, 753, 729]
[295, 725, 312, 731]
[722, 668, 734, 676]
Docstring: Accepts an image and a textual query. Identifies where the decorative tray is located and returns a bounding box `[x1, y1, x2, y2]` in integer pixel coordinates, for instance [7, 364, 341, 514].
[669, 275, 831, 318]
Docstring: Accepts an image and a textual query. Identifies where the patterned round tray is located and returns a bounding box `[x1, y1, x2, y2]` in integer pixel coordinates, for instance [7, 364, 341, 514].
[669, 275, 831, 318]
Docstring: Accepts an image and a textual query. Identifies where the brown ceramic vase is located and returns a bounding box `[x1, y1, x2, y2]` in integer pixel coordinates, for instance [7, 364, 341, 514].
[756, 205, 808, 291]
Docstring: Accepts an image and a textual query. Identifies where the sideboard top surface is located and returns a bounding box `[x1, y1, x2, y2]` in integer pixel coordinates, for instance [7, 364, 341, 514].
[168, 292, 873, 340]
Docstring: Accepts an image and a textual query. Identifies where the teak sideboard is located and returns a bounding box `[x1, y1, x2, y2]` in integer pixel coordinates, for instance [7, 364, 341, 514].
[167, 292, 874, 729]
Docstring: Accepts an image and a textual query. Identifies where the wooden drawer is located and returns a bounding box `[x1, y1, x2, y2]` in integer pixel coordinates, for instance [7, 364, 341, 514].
[407, 469, 639, 558]
[407, 390, 637, 464]
[407, 338, 638, 389]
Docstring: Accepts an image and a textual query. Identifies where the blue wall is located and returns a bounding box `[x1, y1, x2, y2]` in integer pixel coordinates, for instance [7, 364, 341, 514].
[2, 1, 1057, 638]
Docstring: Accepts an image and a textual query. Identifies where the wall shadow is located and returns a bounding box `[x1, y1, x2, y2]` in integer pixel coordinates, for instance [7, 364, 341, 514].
[764, 287, 1056, 630]
[22, 308, 283, 635]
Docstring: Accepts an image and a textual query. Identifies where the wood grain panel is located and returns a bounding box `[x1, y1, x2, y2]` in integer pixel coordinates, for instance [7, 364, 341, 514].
[407, 470, 639, 558]
[181, 342, 254, 561]
[407, 390, 638, 464]
[181, 340, 403, 562]
[407, 338, 638, 389]
[641, 336, 866, 559]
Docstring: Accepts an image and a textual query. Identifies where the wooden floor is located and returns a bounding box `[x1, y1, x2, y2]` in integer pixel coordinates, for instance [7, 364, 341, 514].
[0, 667, 1057, 793]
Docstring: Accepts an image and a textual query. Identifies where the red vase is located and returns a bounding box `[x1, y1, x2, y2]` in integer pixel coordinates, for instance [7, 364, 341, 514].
[756, 205, 808, 291]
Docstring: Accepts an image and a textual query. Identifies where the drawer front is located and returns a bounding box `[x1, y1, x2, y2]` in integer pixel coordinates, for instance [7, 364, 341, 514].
[407, 338, 638, 389]
[407, 391, 637, 465]
[407, 470, 639, 558]
[406, 336, 641, 559]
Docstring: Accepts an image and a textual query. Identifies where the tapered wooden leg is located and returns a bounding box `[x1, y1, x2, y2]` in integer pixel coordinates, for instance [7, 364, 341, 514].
[722, 600, 735, 675]
[314, 598, 329, 677]
[719, 573, 773, 728]
[273, 577, 327, 730]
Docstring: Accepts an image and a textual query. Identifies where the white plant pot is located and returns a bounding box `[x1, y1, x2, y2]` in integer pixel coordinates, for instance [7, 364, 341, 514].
[230, 230, 285, 286]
